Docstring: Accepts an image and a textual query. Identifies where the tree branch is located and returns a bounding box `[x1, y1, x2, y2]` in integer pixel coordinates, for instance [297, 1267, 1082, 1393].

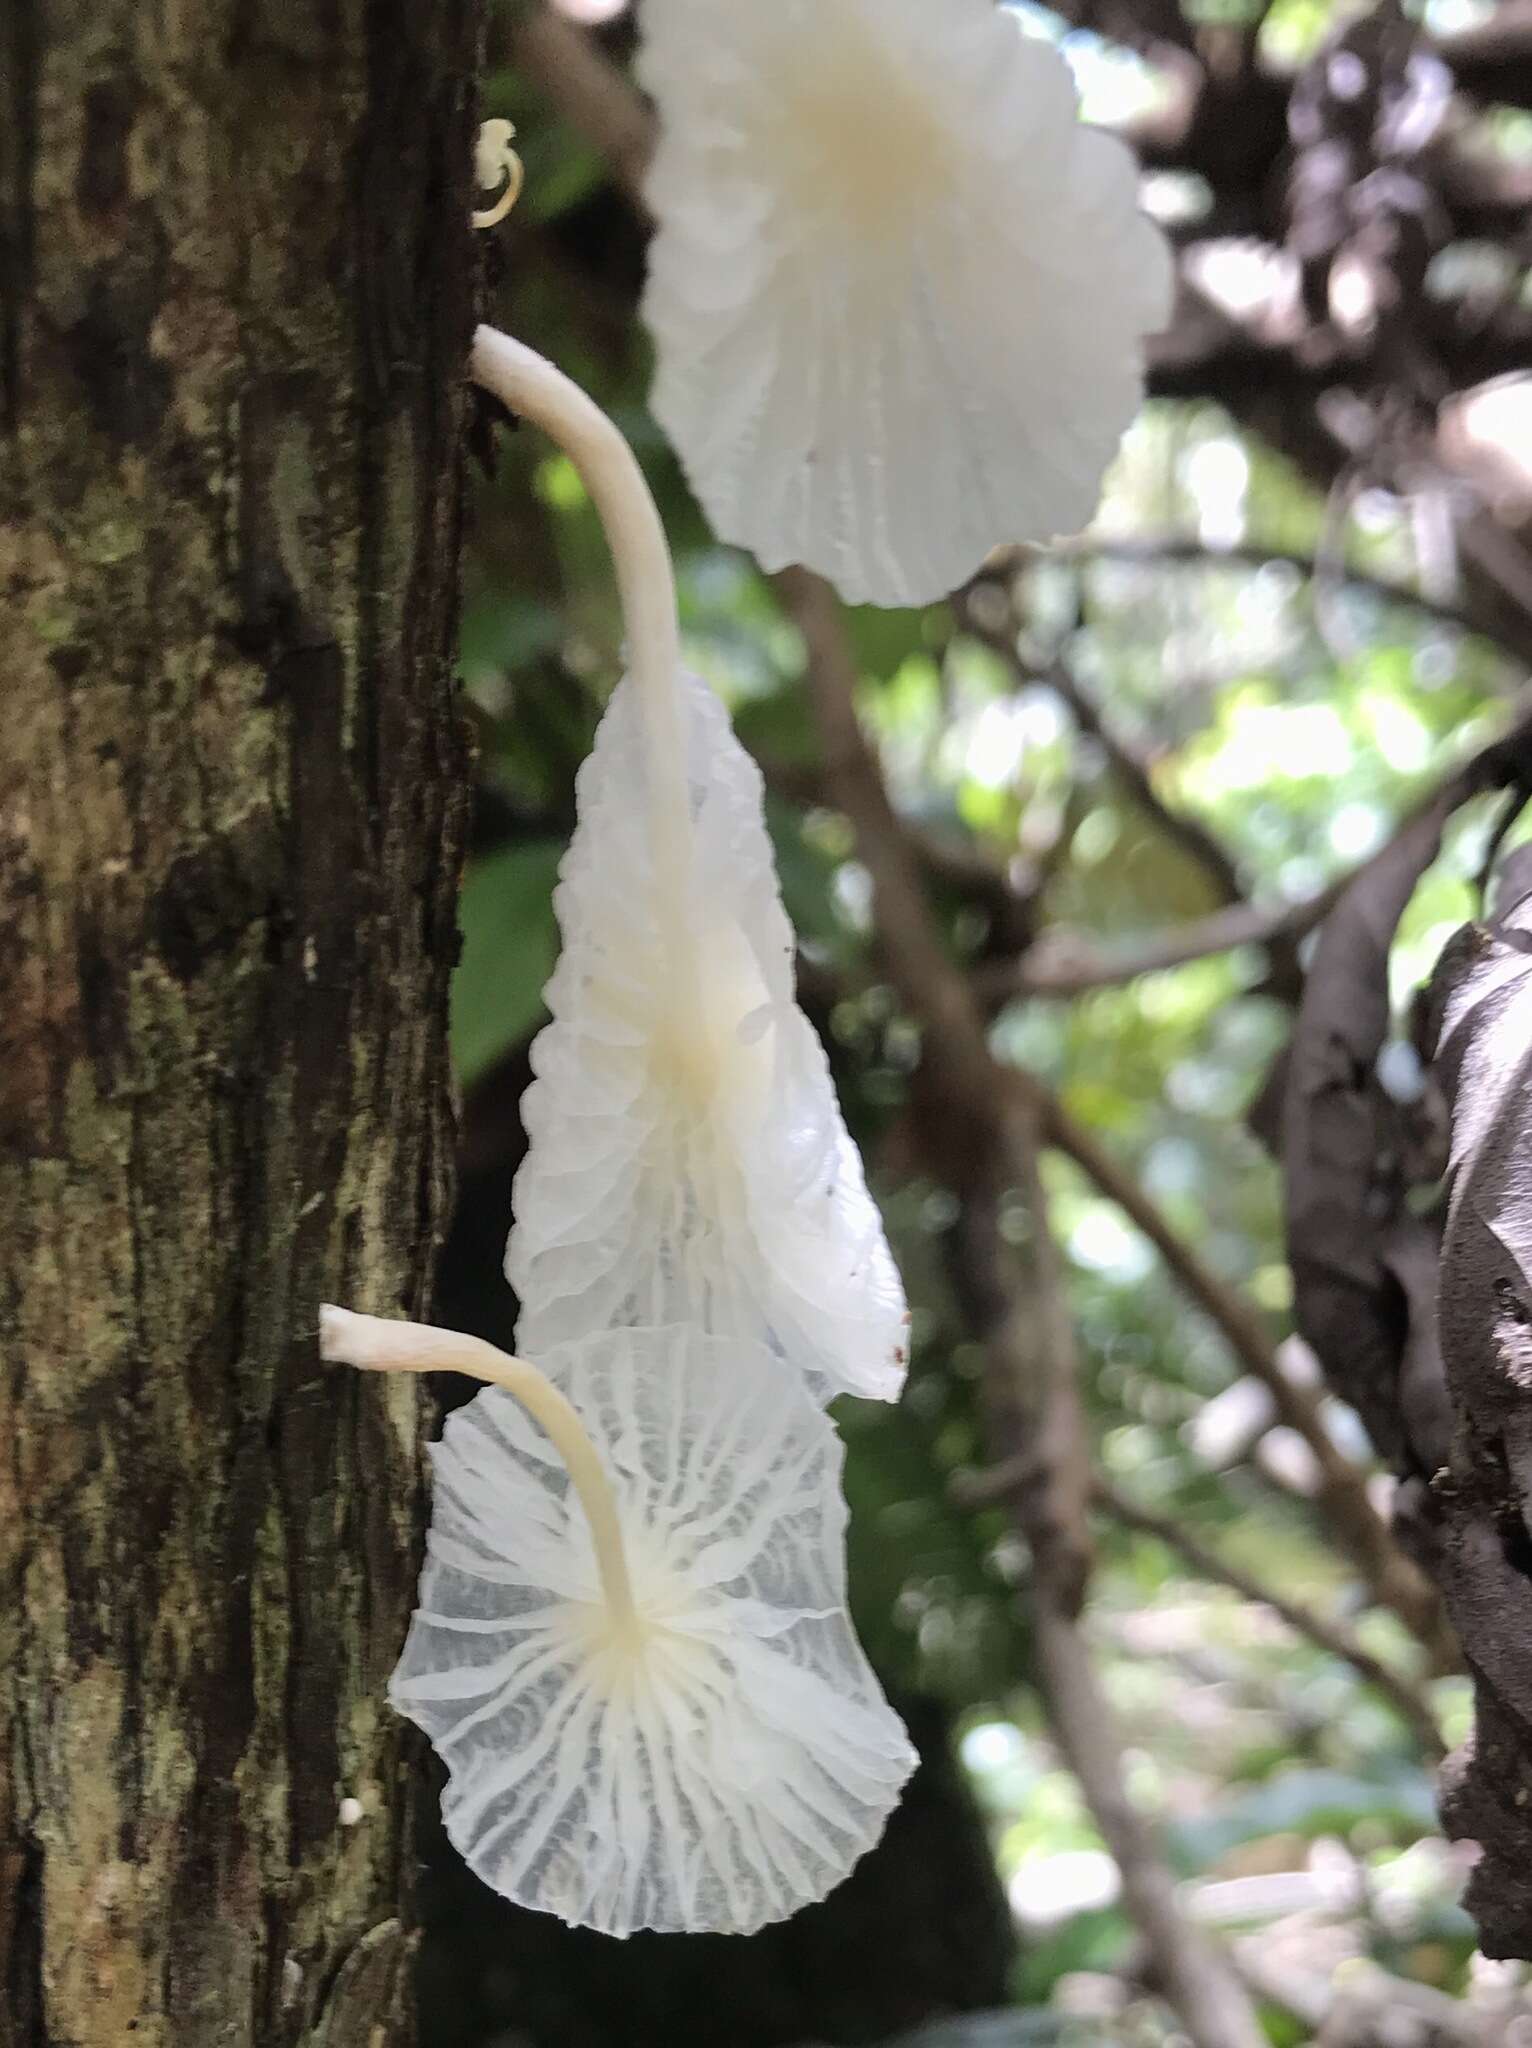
[783, 563, 1265, 2048]
[947, 1156, 1268, 2048]
[977, 893, 1329, 1001]
[1094, 1477, 1444, 1757]
[980, 686, 1532, 1003]
[779, 567, 1002, 1112]
[1038, 534, 1521, 655]
[959, 1463, 1443, 1757]
[1033, 1081, 1455, 1664]
[1030, 1593, 1267, 2048]
[955, 592, 1251, 913]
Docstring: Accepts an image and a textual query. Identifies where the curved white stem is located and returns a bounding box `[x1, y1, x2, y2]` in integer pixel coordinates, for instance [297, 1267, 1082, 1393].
[472, 121, 525, 230]
[472, 168, 523, 231]
[321, 1305, 639, 1634]
[468, 325, 693, 916]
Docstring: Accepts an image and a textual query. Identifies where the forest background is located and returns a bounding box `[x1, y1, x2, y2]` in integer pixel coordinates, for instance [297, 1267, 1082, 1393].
[434, 2, 1532, 2043]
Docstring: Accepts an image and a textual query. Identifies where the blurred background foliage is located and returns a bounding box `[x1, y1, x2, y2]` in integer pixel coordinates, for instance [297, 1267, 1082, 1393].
[424, 0, 1532, 2041]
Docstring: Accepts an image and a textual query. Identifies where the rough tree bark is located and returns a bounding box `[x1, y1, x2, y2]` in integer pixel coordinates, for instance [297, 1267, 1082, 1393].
[0, 3, 478, 2042]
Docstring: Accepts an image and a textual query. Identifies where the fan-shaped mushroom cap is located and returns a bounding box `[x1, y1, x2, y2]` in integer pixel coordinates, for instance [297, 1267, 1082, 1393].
[639, 0, 1174, 608]
[392, 1323, 915, 1936]
[508, 668, 909, 1405]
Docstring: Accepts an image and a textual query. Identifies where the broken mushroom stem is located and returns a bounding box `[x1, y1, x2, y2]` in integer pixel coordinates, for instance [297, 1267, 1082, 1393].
[319, 1306, 640, 1637]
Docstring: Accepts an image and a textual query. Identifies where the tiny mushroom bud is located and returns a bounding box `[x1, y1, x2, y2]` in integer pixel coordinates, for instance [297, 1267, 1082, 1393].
[473, 118, 524, 229]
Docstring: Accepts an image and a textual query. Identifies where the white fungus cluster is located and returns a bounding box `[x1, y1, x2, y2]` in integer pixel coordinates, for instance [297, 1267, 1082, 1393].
[325, 327, 916, 1937]
[328, 1, 1170, 1941]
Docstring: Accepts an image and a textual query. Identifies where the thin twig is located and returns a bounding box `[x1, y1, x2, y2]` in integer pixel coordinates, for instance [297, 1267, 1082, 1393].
[1096, 1478, 1444, 1758]
[958, 601, 1248, 913]
[1031, 534, 1518, 652]
[960, 1462, 1443, 1757]
[981, 688, 1532, 1002]
[1041, 657, 1248, 905]
[976, 894, 1325, 999]
[955, 580, 1308, 997]
[507, 7, 655, 211]
[1033, 1081, 1455, 1662]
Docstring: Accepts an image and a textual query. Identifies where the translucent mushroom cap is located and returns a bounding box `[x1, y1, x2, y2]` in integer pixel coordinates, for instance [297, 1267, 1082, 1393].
[508, 666, 909, 1405]
[392, 1323, 915, 1936]
[639, 0, 1175, 608]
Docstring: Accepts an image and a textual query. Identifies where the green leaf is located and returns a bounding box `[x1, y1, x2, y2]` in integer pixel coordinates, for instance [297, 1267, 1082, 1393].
[450, 841, 564, 1089]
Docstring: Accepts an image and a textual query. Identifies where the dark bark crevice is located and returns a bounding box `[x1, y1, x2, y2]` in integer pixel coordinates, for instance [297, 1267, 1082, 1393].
[0, 0, 39, 430]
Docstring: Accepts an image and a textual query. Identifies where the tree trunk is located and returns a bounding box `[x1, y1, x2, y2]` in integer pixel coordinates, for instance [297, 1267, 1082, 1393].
[0, 3, 478, 2042]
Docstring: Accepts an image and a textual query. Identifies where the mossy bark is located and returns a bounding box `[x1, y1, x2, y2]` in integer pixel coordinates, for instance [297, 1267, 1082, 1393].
[0, 2, 479, 2041]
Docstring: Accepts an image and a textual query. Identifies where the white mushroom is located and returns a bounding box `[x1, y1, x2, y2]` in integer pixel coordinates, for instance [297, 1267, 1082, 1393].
[320, 1308, 915, 1936]
[470, 329, 908, 1404]
[638, 0, 1174, 608]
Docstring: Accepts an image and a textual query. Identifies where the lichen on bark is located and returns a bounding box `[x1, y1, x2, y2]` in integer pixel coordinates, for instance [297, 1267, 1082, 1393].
[0, 2, 480, 2041]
